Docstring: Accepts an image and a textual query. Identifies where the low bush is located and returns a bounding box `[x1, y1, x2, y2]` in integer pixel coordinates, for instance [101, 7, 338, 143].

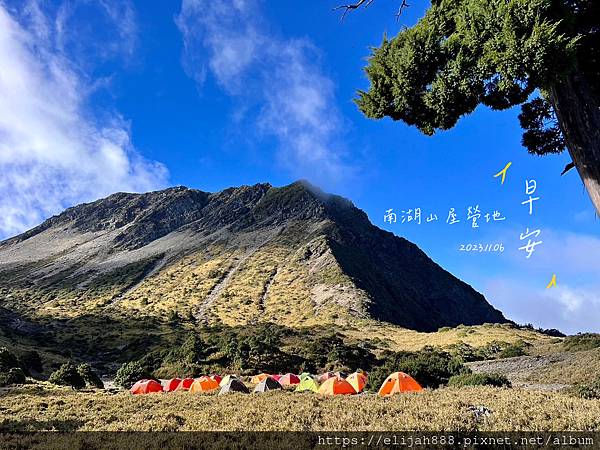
[77, 364, 104, 389]
[497, 341, 529, 359]
[366, 347, 469, 391]
[48, 363, 86, 389]
[0, 368, 26, 386]
[574, 378, 600, 400]
[0, 347, 19, 372]
[447, 342, 483, 363]
[114, 360, 153, 388]
[564, 334, 600, 352]
[448, 373, 511, 388]
[19, 350, 43, 374]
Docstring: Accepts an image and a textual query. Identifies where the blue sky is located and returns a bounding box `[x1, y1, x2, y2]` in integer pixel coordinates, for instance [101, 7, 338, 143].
[1, 0, 599, 333]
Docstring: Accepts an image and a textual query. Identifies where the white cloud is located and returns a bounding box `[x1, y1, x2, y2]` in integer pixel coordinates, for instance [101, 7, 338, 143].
[0, 2, 168, 239]
[176, 0, 353, 182]
[482, 229, 600, 334]
[487, 279, 600, 334]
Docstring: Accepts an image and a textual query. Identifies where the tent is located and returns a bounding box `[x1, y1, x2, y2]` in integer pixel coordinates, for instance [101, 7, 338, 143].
[318, 377, 356, 396]
[271, 374, 282, 382]
[346, 372, 368, 393]
[278, 373, 300, 386]
[317, 372, 336, 383]
[209, 374, 222, 384]
[250, 373, 270, 384]
[299, 372, 316, 381]
[219, 375, 238, 387]
[190, 377, 219, 393]
[334, 371, 348, 379]
[295, 376, 319, 393]
[253, 377, 283, 393]
[174, 378, 195, 391]
[130, 379, 163, 395]
[378, 372, 423, 397]
[218, 378, 250, 395]
[164, 378, 182, 392]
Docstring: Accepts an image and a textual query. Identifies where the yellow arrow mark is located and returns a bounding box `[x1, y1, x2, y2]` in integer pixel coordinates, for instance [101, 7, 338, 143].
[494, 162, 513, 185]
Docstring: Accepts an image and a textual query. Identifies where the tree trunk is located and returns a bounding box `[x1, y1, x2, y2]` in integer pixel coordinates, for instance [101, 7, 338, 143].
[549, 70, 600, 217]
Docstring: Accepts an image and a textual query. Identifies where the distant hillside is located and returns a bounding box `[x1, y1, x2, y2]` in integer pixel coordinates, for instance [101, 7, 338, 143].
[0, 181, 507, 364]
[0, 181, 506, 328]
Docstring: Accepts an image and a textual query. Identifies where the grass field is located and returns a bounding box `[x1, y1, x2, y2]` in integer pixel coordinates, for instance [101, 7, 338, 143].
[1, 383, 599, 432]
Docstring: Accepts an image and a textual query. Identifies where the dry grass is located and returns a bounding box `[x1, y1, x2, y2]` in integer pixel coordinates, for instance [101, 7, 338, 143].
[1, 383, 599, 432]
[527, 349, 600, 385]
[342, 321, 557, 353]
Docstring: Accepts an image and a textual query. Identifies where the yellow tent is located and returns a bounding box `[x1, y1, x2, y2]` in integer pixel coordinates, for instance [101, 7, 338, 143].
[250, 373, 270, 384]
[346, 372, 368, 393]
[318, 377, 356, 395]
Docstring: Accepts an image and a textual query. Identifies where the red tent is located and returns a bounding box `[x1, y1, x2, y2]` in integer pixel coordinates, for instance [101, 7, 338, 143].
[271, 374, 282, 382]
[174, 378, 195, 391]
[130, 379, 163, 395]
[209, 374, 222, 384]
[278, 373, 300, 386]
[164, 378, 182, 392]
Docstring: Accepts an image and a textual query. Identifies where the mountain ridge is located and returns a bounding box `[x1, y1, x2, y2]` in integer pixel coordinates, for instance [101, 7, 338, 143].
[0, 180, 507, 335]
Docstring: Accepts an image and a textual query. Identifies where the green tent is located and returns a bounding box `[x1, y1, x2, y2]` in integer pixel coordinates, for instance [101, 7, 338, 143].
[295, 376, 319, 393]
[299, 372, 316, 381]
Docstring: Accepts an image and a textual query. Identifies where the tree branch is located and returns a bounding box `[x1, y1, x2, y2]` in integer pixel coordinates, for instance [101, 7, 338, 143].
[396, 0, 410, 20]
[334, 0, 412, 20]
[333, 0, 375, 20]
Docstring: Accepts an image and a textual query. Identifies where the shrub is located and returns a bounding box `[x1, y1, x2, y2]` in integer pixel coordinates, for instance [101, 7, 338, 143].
[77, 363, 104, 389]
[365, 365, 391, 392]
[0, 368, 26, 386]
[574, 378, 600, 400]
[366, 348, 469, 391]
[167, 333, 206, 364]
[19, 350, 43, 374]
[0, 347, 19, 372]
[497, 341, 529, 359]
[448, 373, 511, 388]
[48, 363, 86, 389]
[447, 342, 483, 363]
[474, 340, 531, 360]
[564, 333, 600, 352]
[114, 360, 152, 388]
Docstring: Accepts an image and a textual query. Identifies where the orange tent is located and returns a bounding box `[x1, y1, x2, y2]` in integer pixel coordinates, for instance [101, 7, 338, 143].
[318, 377, 356, 395]
[190, 377, 219, 393]
[378, 372, 423, 397]
[346, 372, 368, 393]
[174, 378, 195, 391]
[130, 379, 163, 395]
[164, 378, 182, 392]
[250, 373, 270, 384]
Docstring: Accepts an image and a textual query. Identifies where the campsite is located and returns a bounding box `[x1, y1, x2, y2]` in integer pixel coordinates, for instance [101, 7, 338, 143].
[0, 0, 599, 446]
[1, 323, 600, 433]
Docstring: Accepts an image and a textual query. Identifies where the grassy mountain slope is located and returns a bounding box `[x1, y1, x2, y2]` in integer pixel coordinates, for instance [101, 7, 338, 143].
[0, 181, 509, 367]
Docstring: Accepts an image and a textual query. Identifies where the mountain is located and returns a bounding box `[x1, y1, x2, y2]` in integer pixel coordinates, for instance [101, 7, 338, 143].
[0, 181, 506, 337]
